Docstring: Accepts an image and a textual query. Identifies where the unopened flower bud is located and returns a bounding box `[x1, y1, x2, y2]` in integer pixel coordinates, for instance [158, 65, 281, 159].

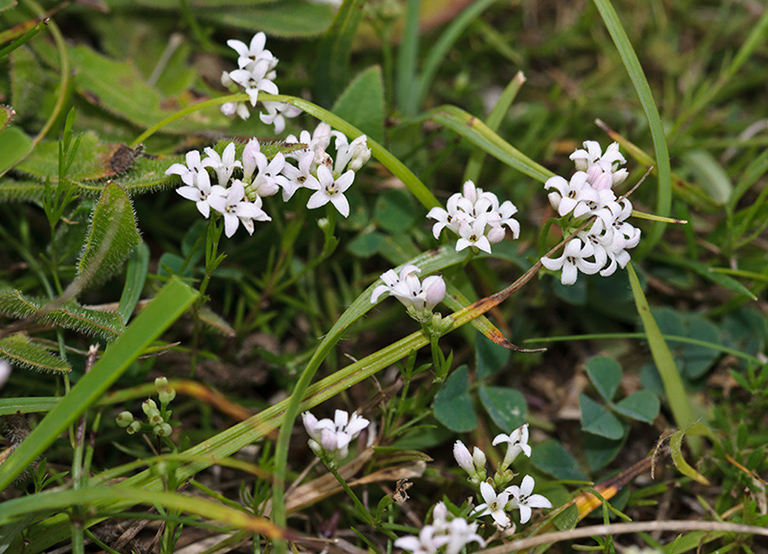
[154, 423, 173, 437]
[422, 275, 446, 311]
[454, 440, 474, 474]
[142, 399, 158, 417]
[155, 377, 176, 405]
[116, 411, 134, 428]
[127, 421, 141, 435]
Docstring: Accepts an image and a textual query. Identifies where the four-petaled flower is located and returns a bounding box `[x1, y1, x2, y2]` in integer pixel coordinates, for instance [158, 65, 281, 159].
[505, 475, 552, 524]
[492, 423, 532, 469]
[472, 482, 511, 529]
[305, 164, 355, 217]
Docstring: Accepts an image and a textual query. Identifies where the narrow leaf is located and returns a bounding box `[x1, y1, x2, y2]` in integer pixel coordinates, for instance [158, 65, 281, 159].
[118, 242, 149, 324]
[669, 426, 711, 485]
[0, 334, 70, 373]
[315, 0, 365, 105]
[627, 262, 699, 454]
[0, 277, 198, 491]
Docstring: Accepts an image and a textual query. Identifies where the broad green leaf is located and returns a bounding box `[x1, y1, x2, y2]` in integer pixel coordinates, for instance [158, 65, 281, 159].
[478, 385, 526, 433]
[77, 182, 142, 288]
[585, 356, 623, 403]
[10, 46, 48, 122]
[70, 45, 226, 133]
[680, 150, 732, 205]
[0, 105, 14, 130]
[374, 189, 416, 233]
[613, 391, 659, 424]
[0, 126, 32, 175]
[650, 308, 722, 380]
[347, 231, 385, 258]
[476, 330, 511, 379]
[531, 439, 586, 481]
[432, 365, 477, 433]
[0, 289, 125, 341]
[204, 1, 335, 38]
[627, 263, 698, 453]
[332, 65, 385, 143]
[0, 278, 198, 491]
[583, 432, 626, 471]
[579, 394, 625, 440]
[0, 0, 17, 12]
[0, 334, 70, 373]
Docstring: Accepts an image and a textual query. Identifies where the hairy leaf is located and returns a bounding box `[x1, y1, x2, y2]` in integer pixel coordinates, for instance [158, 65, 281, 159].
[0, 334, 71, 373]
[77, 182, 142, 288]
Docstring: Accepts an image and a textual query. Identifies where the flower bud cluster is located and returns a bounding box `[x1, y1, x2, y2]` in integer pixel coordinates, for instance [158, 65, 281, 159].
[453, 424, 552, 529]
[394, 502, 484, 554]
[219, 32, 301, 133]
[428, 180, 519, 254]
[541, 141, 641, 285]
[166, 126, 370, 236]
[370, 264, 446, 322]
[115, 377, 176, 438]
[301, 409, 370, 468]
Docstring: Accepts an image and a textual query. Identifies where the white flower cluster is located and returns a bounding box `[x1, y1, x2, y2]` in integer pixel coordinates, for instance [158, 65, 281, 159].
[454, 424, 551, 527]
[220, 32, 301, 133]
[428, 181, 519, 254]
[542, 141, 641, 285]
[370, 265, 446, 316]
[166, 124, 370, 236]
[394, 502, 484, 554]
[301, 409, 370, 468]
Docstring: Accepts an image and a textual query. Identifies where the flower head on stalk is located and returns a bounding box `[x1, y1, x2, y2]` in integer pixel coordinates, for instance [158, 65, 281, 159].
[371, 265, 446, 322]
[301, 409, 370, 468]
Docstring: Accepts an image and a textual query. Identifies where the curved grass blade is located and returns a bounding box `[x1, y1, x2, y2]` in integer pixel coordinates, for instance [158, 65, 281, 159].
[428, 104, 554, 183]
[0, 277, 198, 491]
[626, 262, 700, 455]
[118, 242, 150, 324]
[592, 0, 671, 251]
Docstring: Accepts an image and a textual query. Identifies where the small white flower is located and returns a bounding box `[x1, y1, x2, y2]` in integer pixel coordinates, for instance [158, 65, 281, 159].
[165, 150, 206, 186]
[492, 423, 532, 469]
[259, 101, 302, 135]
[280, 153, 318, 201]
[370, 265, 446, 313]
[286, 122, 333, 166]
[427, 194, 469, 239]
[472, 481, 511, 529]
[301, 409, 370, 467]
[541, 237, 602, 285]
[220, 99, 251, 120]
[442, 517, 485, 554]
[333, 133, 371, 173]
[227, 57, 279, 107]
[242, 141, 284, 199]
[305, 165, 354, 217]
[394, 525, 448, 554]
[175, 168, 216, 218]
[203, 143, 242, 187]
[226, 32, 273, 71]
[456, 215, 492, 253]
[208, 180, 270, 237]
[544, 171, 600, 218]
[505, 475, 552, 524]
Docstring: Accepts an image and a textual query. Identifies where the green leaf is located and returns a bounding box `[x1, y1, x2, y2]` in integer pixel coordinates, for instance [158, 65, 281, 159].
[627, 263, 698, 453]
[70, 45, 225, 133]
[680, 150, 732, 205]
[347, 231, 385, 258]
[331, 65, 385, 143]
[584, 356, 623, 403]
[77, 182, 142, 288]
[583, 432, 626, 471]
[0, 278, 198, 491]
[0, 105, 14, 130]
[0, 126, 32, 175]
[478, 385, 526, 433]
[374, 189, 416, 233]
[15, 132, 138, 182]
[613, 391, 659, 424]
[315, 0, 365, 105]
[531, 439, 586, 481]
[579, 394, 625, 440]
[0, 334, 71, 373]
[10, 46, 47, 121]
[432, 365, 477, 433]
[669, 426, 711, 485]
[0, 0, 17, 13]
[204, 1, 335, 38]
[0, 289, 125, 341]
[118, 242, 149, 324]
[0, 396, 59, 416]
[476, 330, 512, 379]
[593, 0, 671, 250]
